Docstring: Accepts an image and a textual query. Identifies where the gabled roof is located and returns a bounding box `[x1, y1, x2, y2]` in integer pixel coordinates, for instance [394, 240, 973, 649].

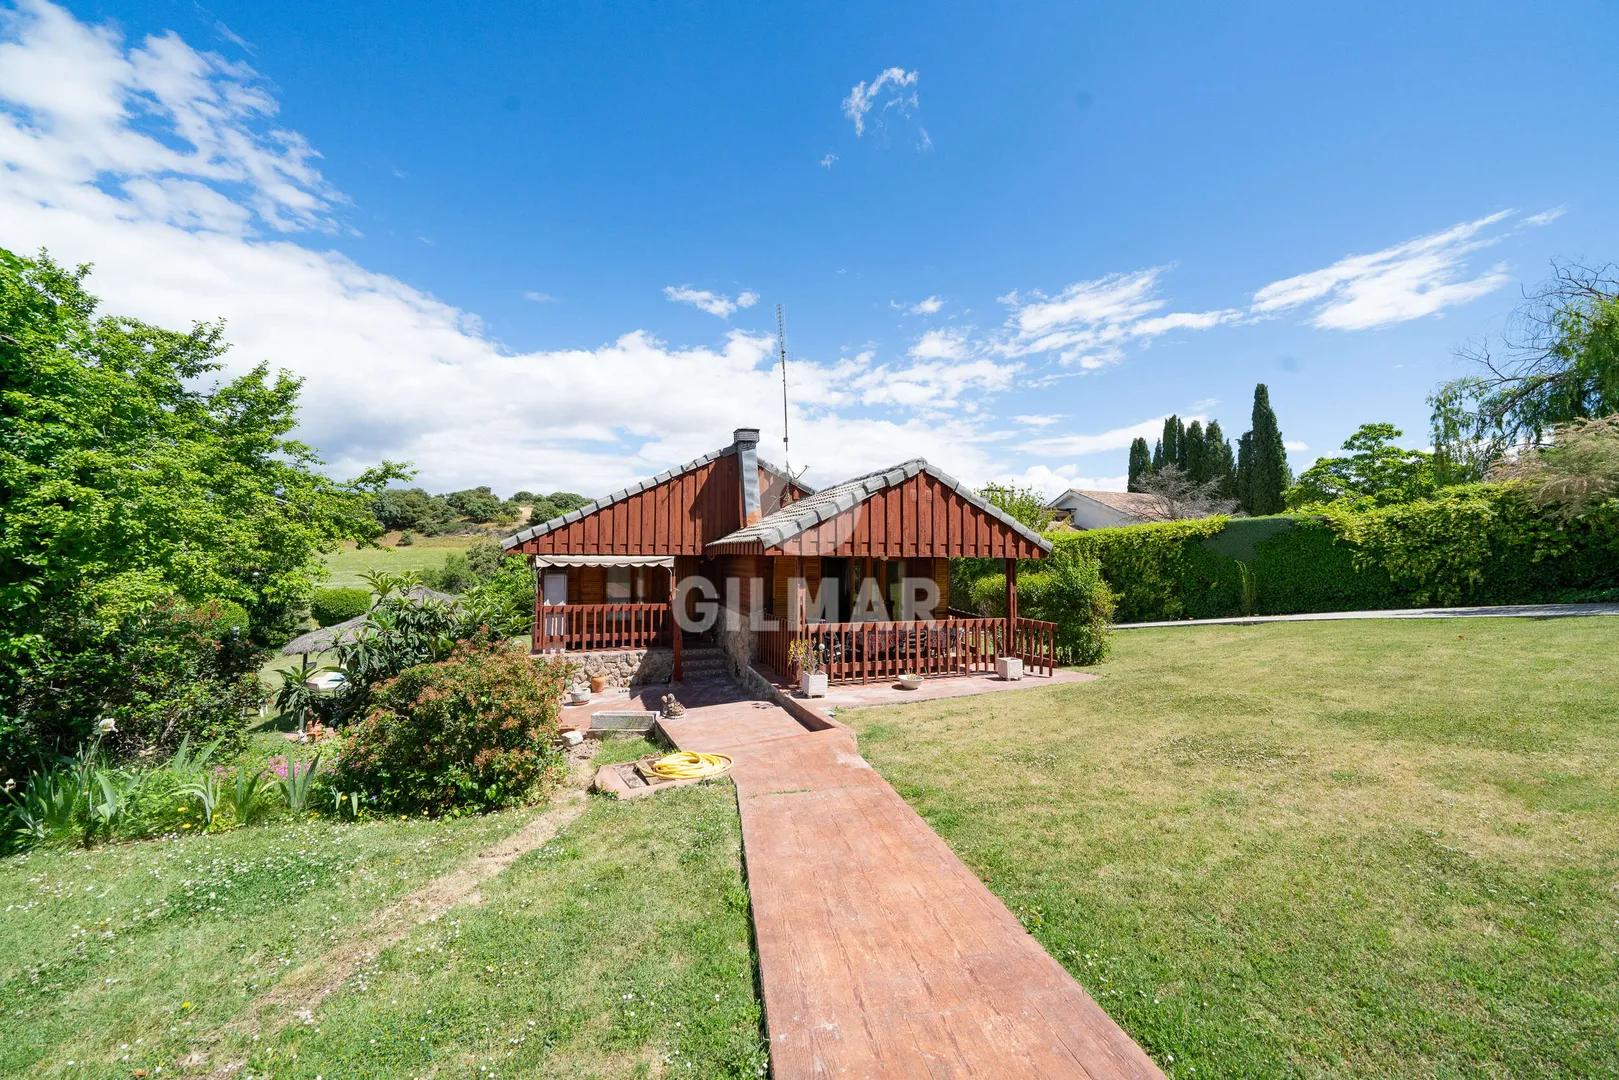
[1049, 488, 1167, 522]
[706, 458, 1053, 554]
[500, 442, 806, 551]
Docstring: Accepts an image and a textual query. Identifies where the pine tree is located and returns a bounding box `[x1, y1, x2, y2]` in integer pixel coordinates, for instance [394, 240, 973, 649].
[1184, 420, 1208, 482]
[1245, 383, 1288, 515]
[1127, 437, 1152, 492]
[1206, 419, 1236, 497]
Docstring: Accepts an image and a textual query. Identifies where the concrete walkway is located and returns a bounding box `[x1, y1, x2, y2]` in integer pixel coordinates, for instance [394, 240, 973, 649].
[1116, 601, 1619, 630]
[656, 676, 1163, 1079]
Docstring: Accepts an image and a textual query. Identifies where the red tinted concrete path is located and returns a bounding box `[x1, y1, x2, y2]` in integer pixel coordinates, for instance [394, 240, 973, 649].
[657, 676, 1164, 1079]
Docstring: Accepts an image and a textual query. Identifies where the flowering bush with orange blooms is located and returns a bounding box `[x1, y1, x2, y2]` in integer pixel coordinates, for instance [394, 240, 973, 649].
[333, 634, 573, 816]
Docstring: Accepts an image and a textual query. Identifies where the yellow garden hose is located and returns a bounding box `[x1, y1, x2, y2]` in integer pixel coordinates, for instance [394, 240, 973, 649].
[645, 750, 733, 780]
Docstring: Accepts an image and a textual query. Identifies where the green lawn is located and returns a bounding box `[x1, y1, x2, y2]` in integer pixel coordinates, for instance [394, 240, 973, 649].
[320, 535, 479, 588]
[847, 618, 1619, 1078]
[0, 779, 763, 1078]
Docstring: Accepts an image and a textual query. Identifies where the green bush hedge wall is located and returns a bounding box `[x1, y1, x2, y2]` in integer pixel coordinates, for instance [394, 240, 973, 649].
[310, 586, 373, 627]
[974, 484, 1619, 625]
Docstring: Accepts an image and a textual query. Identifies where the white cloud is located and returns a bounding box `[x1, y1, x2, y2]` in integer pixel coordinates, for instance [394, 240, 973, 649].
[1523, 206, 1566, 227]
[819, 152, 837, 169]
[662, 284, 759, 319]
[905, 295, 944, 315]
[907, 326, 971, 361]
[1007, 465, 1128, 499]
[0, 0, 338, 234]
[0, 4, 1033, 497]
[1024, 413, 1206, 458]
[994, 268, 1242, 369]
[521, 290, 557, 303]
[1012, 414, 1060, 427]
[1251, 211, 1515, 330]
[841, 66, 919, 137]
[1284, 440, 1309, 452]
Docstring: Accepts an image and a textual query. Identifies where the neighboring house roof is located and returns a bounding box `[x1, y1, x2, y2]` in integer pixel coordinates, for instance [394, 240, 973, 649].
[500, 442, 806, 552]
[280, 585, 459, 655]
[707, 459, 1053, 555]
[1050, 488, 1167, 523]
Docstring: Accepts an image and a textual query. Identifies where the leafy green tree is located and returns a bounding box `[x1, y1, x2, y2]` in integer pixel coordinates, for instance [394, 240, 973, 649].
[1127, 437, 1153, 492]
[445, 486, 506, 523]
[1, 248, 401, 766]
[1238, 383, 1289, 514]
[1431, 262, 1619, 477]
[1493, 413, 1619, 519]
[547, 492, 591, 512]
[1286, 423, 1439, 509]
[373, 487, 453, 532]
[978, 483, 1056, 531]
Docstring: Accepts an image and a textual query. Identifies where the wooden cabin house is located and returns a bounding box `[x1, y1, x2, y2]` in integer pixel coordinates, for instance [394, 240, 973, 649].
[501, 428, 1055, 685]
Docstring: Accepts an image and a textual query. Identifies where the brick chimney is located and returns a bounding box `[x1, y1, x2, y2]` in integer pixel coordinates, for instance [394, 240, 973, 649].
[733, 427, 762, 524]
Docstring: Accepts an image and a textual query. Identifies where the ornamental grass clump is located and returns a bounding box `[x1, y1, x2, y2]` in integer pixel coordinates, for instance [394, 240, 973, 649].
[333, 635, 572, 816]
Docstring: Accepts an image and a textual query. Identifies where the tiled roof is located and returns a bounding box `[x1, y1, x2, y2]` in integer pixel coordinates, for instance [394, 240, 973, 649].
[500, 444, 805, 551]
[705, 458, 1053, 553]
[1052, 488, 1167, 521]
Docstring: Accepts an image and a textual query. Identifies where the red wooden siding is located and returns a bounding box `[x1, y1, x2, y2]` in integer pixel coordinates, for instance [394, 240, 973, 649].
[510, 457, 802, 556]
[755, 472, 1046, 560]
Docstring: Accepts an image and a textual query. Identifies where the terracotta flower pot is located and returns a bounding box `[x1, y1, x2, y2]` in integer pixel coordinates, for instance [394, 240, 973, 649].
[589, 674, 608, 694]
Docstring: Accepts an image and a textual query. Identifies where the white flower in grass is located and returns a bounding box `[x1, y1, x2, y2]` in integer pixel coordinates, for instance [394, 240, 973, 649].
[96, 717, 117, 734]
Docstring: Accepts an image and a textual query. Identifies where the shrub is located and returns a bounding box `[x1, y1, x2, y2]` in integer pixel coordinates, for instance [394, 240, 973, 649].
[311, 586, 372, 627]
[965, 553, 1114, 666]
[1248, 519, 1395, 615]
[1039, 484, 1618, 623]
[1049, 518, 1238, 623]
[333, 636, 572, 815]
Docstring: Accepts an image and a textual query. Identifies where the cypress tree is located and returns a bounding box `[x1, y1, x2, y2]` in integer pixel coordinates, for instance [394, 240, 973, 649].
[1206, 419, 1236, 497]
[1246, 383, 1288, 515]
[1127, 437, 1152, 492]
[1151, 438, 1165, 471]
[1184, 420, 1208, 482]
[1236, 430, 1254, 511]
[1160, 415, 1182, 472]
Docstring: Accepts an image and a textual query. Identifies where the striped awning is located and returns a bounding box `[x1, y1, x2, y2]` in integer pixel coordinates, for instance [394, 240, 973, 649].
[530, 554, 675, 569]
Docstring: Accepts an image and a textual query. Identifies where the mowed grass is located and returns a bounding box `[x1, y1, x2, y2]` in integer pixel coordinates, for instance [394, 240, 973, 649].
[320, 534, 479, 588]
[0, 782, 764, 1079]
[846, 618, 1619, 1078]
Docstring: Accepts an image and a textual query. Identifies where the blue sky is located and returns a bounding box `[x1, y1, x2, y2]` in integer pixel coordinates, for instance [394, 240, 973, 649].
[3, 1, 1616, 495]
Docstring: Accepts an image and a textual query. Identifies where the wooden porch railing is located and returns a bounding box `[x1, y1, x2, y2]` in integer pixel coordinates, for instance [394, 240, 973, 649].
[1010, 617, 1057, 677]
[770, 616, 1057, 685]
[532, 603, 670, 653]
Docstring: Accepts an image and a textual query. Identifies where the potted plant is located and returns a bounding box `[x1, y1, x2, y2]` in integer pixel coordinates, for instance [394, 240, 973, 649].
[788, 639, 829, 698]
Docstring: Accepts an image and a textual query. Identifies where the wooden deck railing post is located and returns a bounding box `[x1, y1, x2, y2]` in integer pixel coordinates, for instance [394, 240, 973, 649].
[669, 582, 683, 681]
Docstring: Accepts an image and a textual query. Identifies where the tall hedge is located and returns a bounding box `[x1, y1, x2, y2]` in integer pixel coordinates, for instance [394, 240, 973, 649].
[984, 484, 1618, 625]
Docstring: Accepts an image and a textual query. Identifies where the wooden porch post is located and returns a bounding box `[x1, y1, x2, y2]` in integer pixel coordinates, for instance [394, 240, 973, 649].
[531, 561, 543, 654]
[669, 569, 683, 682]
[1004, 558, 1018, 659]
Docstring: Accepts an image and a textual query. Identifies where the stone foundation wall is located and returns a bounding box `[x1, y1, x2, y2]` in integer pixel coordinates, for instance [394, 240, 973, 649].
[557, 647, 674, 690]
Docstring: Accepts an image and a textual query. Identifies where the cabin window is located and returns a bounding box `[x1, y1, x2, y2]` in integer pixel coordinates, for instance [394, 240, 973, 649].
[606, 565, 632, 602]
[886, 559, 906, 620]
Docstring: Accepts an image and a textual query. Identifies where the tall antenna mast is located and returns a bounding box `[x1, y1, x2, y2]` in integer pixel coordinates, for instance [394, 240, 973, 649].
[776, 303, 791, 478]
